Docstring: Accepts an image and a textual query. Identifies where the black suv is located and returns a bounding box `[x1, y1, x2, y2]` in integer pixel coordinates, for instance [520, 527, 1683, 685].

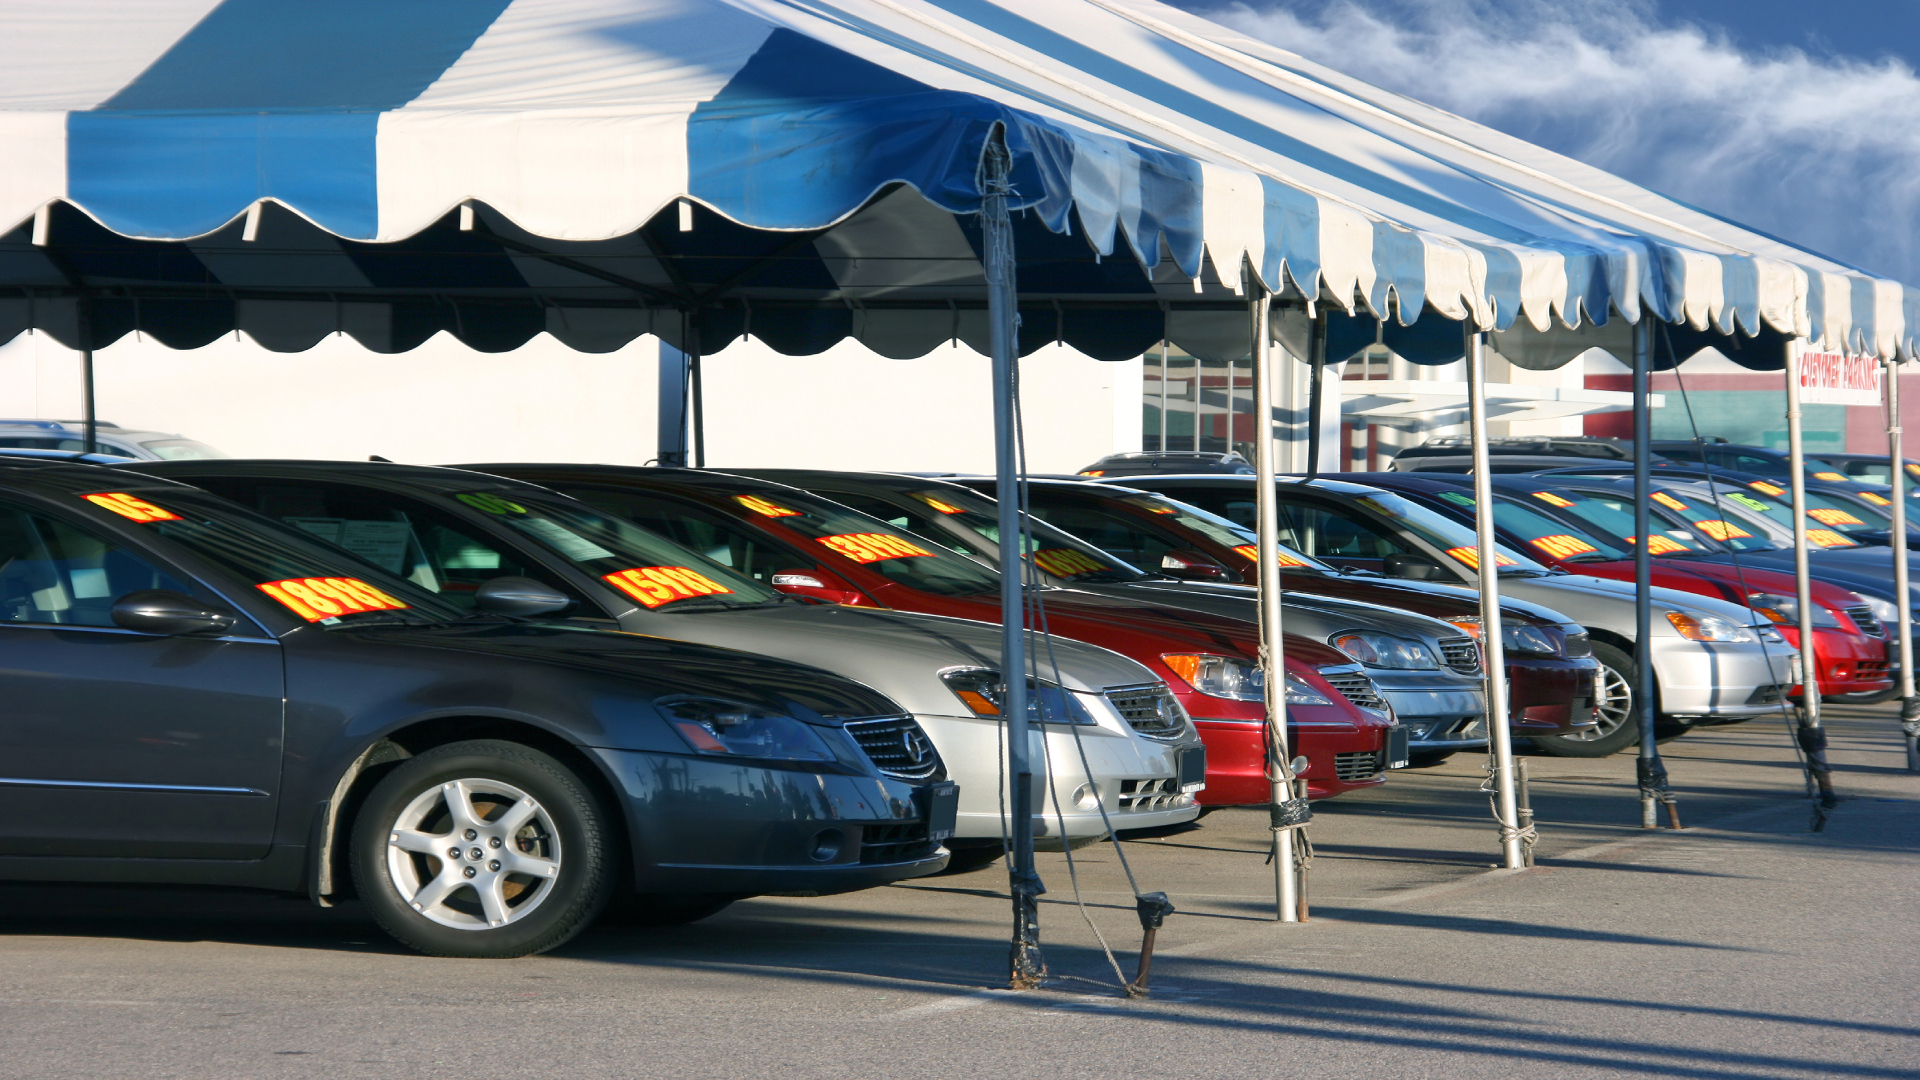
[0, 460, 951, 957]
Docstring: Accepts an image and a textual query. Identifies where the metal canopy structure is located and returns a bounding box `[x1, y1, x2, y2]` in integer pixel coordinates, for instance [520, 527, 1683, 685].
[0, 0, 1905, 963]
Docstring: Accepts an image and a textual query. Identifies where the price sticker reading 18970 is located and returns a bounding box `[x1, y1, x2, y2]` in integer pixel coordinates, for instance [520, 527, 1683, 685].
[259, 577, 409, 621]
[817, 533, 934, 563]
[602, 567, 734, 608]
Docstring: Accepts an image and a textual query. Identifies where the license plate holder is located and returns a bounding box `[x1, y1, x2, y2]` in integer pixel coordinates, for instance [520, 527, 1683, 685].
[920, 781, 960, 841]
[1386, 726, 1410, 769]
[1177, 745, 1208, 793]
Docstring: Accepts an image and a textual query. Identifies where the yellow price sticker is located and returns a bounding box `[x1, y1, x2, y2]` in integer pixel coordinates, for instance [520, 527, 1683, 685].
[1693, 519, 1753, 541]
[910, 493, 965, 515]
[1232, 544, 1307, 567]
[602, 566, 734, 608]
[1807, 508, 1864, 526]
[1806, 529, 1852, 548]
[1749, 480, 1787, 497]
[734, 494, 800, 518]
[817, 533, 934, 564]
[1650, 492, 1689, 512]
[1532, 491, 1574, 508]
[1627, 535, 1689, 554]
[1033, 549, 1107, 577]
[1528, 534, 1599, 559]
[1813, 471, 1848, 482]
[1860, 492, 1892, 506]
[82, 492, 182, 523]
[1446, 547, 1518, 570]
[258, 577, 409, 621]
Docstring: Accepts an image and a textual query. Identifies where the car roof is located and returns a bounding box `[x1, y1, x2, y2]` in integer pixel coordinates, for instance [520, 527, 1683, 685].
[126, 458, 563, 496]
[0, 457, 205, 494]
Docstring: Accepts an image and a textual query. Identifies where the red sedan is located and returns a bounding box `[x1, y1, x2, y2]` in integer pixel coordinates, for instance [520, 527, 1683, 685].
[466, 464, 1395, 804]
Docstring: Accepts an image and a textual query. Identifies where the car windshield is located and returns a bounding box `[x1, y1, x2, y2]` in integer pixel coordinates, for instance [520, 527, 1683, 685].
[80, 487, 466, 625]
[135, 438, 227, 460]
[1701, 482, 1865, 549]
[444, 490, 783, 609]
[891, 486, 1151, 583]
[1427, 488, 1629, 561]
[711, 483, 1002, 597]
[1338, 488, 1548, 573]
[1517, 487, 1728, 555]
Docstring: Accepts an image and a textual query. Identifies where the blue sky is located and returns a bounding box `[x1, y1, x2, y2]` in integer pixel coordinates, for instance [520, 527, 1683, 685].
[1178, 1, 1920, 287]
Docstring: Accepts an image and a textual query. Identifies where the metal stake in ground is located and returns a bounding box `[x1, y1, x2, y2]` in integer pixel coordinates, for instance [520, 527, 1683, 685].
[1785, 339, 1837, 829]
[1885, 356, 1920, 772]
[982, 128, 1045, 987]
[1633, 320, 1678, 829]
[1250, 276, 1302, 921]
[1466, 327, 1525, 868]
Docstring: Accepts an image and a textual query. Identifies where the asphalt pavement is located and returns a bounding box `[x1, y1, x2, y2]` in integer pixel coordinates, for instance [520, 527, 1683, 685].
[1, 704, 1915, 1079]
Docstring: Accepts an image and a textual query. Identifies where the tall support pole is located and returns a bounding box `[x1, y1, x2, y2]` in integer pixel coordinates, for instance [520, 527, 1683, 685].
[690, 351, 705, 468]
[1249, 272, 1297, 921]
[80, 347, 97, 455]
[982, 131, 1044, 988]
[1157, 341, 1169, 452]
[1888, 358, 1920, 770]
[1786, 342, 1835, 819]
[1466, 328, 1522, 868]
[657, 338, 690, 467]
[1305, 322, 1326, 479]
[1632, 321, 1675, 827]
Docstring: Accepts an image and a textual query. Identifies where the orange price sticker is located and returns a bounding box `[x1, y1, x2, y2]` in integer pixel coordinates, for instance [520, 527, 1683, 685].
[602, 566, 734, 608]
[1807, 507, 1864, 526]
[1078, 470, 1106, 477]
[258, 577, 409, 622]
[1627, 535, 1689, 555]
[1532, 491, 1575, 508]
[1650, 492, 1689, 512]
[817, 533, 934, 564]
[1750, 480, 1787, 497]
[1232, 544, 1307, 567]
[733, 495, 799, 518]
[1528, 534, 1598, 559]
[1860, 492, 1892, 506]
[82, 492, 181, 523]
[1033, 549, 1107, 577]
[1693, 519, 1753, 541]
[1813, 471, 1848, 482]
[1807, 528, 1852, 548]
[910, 493, 965, 514]
[1445, 547, 1519, 570]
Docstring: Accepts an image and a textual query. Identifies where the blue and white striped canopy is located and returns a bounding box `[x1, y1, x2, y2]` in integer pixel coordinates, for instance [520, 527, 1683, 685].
[0, 0, 1911, 362]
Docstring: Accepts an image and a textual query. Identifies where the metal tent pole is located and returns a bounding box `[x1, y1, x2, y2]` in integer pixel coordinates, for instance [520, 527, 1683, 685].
[1305, 320, 1326, 479]
[1466, 328, 1522, 869]
[1632, 321, 1676, 828]
[982, 130, 1044, 988]
[657, 338, 690, 466]
[690, 350, 705, 468]
[1785, 341, 1835, 821]
[80, 347, 96, 455]
[1249, 272, 1298, 921]
[1158, 341, 1169, 452]
[1888, 358, 1920, 770]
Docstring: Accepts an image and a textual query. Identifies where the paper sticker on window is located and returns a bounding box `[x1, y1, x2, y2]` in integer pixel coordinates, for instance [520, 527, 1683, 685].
[1078, 470, 1106, 477]
[1749, 480, 1787, 497]
[1807, 508, 1864, 526]
[602, 566, 734, 608]
[258, 577, 409, 621]
[1693, 519, 1753, 541]
[284, 517, 415, 574]
[1529, 534, 1598, 559]
[455, 492, 526, 515]
[1626, 535, 1689, 554]
[1232, 544, 1307, 567]
[1033, 549, 1107, 577]
[1860, 492, 1892, 506]
[1438, 491, 1476, 507]
[1532, 492, 1574, 508]
[1125, 499, 1176, 515]
[1807, 528, 1852, 547]
[1445, 547, 1518, 570]
[817, 533, 934, 563]
[82, 492, 181, 523]
[734, 494, 800, 518]
[910, 493, 965, 514]
[1813, 471, 1848, 482]
[1727, 492, 1772, 511]
[1650, 492, 1689, 511]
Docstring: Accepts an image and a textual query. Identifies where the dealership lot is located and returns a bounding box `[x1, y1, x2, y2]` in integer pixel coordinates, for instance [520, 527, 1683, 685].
[2, 705, 1912, 1079]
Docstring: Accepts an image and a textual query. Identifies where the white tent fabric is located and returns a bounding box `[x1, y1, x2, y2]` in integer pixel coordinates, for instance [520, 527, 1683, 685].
[0, 0, 1911, 359]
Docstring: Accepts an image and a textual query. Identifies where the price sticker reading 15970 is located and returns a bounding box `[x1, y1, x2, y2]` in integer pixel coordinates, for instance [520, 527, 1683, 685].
[817, 533, 933, 563]
[259, 577, 409, 621]
[602, 566, 734, 608]
[82, 492, 181, 523]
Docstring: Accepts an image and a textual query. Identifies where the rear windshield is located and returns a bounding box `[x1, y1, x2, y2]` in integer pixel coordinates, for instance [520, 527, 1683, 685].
[1693, 483, 1864, 550]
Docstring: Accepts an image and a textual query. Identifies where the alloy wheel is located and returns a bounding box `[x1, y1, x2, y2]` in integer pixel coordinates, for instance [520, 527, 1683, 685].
[385, 778, 562, 930]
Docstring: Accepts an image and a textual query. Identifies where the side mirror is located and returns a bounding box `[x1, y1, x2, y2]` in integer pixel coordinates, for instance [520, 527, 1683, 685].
[1159, 550, 1229, 580]
[770, 568, 864, 605]
[111, 590, 236, 636]
[475, 576, 572, 617]
[1384, 553, 1449, 581]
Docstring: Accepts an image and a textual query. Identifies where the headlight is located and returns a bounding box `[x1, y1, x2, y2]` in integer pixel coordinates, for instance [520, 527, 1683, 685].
[938, 668, 1097, 724]
[1866, 596, 1901, 627]
[658, 697, 838, 761]
[1285, 673, 1334, 706]
[1330, 631, 1440, 670]
[1445, 617, 1563, 658]
[1561, 627, 1593, 657]
[1665, 611, 1757, 642]
[1162, 653, 1264, 700]
[1747, 592, 1842, 629]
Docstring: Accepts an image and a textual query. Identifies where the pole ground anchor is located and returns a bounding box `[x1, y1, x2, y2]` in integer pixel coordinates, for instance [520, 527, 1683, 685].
[1795, 720, 1838, 832]
[1902, 697, 1920, 774]
[1515, 758, 1536, 865]
[1636, 756, 1679, 830]
[1126, 892, 1176, 997]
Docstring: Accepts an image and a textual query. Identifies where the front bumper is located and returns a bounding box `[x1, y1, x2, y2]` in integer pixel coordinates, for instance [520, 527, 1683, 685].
[1187, 702, 1391, 804]
[1376, 685, 1487, 751]
[593, 748, 950, 896]
[919, 714, 1202, 841]
[1507, 656, 1601, 736]
[1775, 625, 1896, 696]
[1650, 634, 1800, 721]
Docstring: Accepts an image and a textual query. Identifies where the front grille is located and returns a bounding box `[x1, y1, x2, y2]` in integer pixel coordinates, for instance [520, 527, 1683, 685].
[860, 820, 938, 864]
[1334, 750, 1386, 781]
[1857, 659, 1890, 676]
[1118, 777, 1188, 811]
[1846, 605, 1886, 638]
[843, 715, 943, 781]
[1438, 637, 1482, 675]
[1105, 684, 1190, 741]
[1317, 666, 1389, 712]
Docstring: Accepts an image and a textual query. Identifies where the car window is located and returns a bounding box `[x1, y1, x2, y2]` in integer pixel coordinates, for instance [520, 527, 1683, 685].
[1521, 488, 1718, 554]
[1275, 500, 1411, 562]
[560, 487, 831, 592]
[1731, 453, 1786, 475]
[0, 499, 193, 626]
[1024, 501, 1183, 571]
[0, 437, 69, 450]
[1326, 489, 1546, 572]
[1429, 489, 1628, 561]
[1844, 461, 1892, 483]
[137, 438, 227, 460]
[899, 487, 1154, 582]
[1711, 482, 1864, 549]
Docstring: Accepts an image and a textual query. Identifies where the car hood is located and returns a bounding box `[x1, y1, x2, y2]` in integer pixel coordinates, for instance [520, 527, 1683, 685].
[1495, 571, 1756, 630]
[1074, 580, 1472, 645]
[617, 603, 1160, 714]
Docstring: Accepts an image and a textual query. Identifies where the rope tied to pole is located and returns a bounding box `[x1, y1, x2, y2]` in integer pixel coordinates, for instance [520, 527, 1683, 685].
[1479, 756, 1538, 854]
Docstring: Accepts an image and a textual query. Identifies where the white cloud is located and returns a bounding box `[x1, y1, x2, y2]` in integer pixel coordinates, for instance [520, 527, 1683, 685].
[1194, 0, 1920, 287]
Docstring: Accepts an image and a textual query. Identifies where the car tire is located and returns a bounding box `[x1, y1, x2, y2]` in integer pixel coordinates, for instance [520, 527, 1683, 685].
[1529, 642, 1646, 758]
[603, 893, 736, 928]
[935, 841, 1006, 875]
[350, 739, 616, 958]
[1404, 751, 1455, 768]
